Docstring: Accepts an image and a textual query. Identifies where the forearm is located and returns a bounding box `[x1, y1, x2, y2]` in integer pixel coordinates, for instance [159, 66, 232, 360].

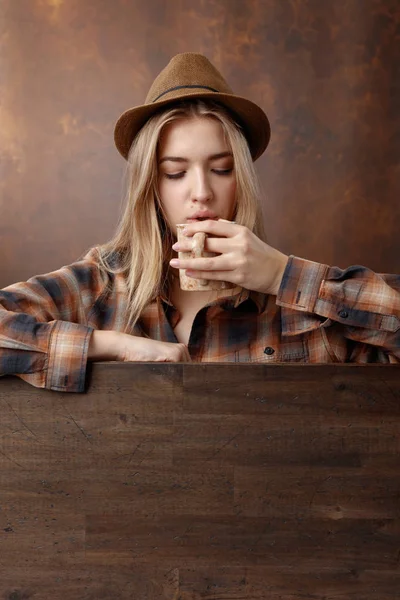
[276, 255, 400, 359]
[88, 330, 121, 361]
[0, 315, 93, 392]
[0, 251, 110, 390]
[88, 330, 191, 363]
[269, 252, 289, 296]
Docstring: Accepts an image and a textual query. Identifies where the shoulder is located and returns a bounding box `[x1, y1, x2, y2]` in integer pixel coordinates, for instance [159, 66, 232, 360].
[22, 246, 115, 303]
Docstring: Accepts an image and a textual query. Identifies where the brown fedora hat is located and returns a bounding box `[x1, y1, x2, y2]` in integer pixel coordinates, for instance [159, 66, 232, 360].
[114, 52, 271, 161]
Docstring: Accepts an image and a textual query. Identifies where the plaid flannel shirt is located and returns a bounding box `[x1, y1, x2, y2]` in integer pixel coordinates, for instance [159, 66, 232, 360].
[0, 247, 399, 392]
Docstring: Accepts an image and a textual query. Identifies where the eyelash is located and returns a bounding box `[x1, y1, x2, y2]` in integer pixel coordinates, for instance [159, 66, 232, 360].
[164, 168, 233, 180]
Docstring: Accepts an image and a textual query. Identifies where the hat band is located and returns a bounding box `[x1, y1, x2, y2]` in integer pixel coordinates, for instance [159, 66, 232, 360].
[152, 84, 219, 103]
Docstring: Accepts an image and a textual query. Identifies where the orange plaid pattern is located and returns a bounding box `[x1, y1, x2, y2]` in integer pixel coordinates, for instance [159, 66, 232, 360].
[0, 249, 399, 392]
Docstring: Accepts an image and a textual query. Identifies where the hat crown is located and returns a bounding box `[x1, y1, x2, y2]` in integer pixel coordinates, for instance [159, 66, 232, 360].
[145, 52, 233, 104]
[114, 52, 270, 161]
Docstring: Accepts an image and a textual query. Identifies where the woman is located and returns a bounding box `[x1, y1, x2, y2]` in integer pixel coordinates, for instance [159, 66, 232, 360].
[0, 53, 399, 392]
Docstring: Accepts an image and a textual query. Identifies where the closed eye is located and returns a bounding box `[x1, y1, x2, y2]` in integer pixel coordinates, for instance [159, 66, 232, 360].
[164, 172, 185, 180]
[213, 168, 233, 175]
[164, 168, 233, 180]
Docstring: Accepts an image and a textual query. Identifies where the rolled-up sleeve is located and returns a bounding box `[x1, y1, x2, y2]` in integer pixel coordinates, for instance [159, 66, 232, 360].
[277, 256, 400, 361]
[0, 249, 106, 392]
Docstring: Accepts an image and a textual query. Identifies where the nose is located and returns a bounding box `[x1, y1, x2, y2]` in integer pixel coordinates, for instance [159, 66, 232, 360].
[191, 170, 213, 203]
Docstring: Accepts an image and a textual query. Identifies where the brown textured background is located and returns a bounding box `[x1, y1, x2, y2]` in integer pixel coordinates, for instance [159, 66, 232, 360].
[0, 0, 399, 288]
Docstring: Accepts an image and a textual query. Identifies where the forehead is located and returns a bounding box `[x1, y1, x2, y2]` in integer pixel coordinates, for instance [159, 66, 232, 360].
[158, 116, 230, 154]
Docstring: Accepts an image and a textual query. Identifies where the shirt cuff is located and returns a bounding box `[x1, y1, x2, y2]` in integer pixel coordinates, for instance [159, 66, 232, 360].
[46, 321, 93, 392]
[277, 255, 329, 312]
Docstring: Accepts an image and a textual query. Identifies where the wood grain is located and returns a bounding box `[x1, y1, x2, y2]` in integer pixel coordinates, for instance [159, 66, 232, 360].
[0, 363, 399, 599]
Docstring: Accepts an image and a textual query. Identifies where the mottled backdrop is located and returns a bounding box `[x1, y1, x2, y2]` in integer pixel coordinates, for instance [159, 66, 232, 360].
[0, 0, 399, 287]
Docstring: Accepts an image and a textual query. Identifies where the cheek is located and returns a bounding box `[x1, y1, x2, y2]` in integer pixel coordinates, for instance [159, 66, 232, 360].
[157, 182, 182, 232]
[227, 180, 238, 218]
[159, 178, 185, 201]
[158, 178, 169, 203]
[158, 181, 175, 212]
[225, 179, 237, 206]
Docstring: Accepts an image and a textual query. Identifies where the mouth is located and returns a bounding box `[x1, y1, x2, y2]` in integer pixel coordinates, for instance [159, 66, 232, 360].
[186, 215, 218, 222]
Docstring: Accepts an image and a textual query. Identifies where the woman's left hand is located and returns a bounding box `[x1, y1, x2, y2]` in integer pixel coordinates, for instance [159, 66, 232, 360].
[170, 219, 289, 297]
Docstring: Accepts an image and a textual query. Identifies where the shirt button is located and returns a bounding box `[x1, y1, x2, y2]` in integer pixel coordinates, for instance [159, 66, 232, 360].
[338, 310, 349, 319]
[264, 346, 275, 355]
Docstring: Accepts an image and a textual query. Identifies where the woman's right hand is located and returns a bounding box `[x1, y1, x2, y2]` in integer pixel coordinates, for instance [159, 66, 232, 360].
[88, 330, 191, 362]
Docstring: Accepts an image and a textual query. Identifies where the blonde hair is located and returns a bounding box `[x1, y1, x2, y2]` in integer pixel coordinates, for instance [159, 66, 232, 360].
[97, 100, 266, 330]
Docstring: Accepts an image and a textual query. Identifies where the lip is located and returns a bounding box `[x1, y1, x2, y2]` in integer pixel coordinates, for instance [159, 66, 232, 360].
[186, 211, 218, 222]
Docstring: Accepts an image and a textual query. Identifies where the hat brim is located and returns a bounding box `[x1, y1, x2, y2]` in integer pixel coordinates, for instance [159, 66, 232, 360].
[114, 91, 270, 161]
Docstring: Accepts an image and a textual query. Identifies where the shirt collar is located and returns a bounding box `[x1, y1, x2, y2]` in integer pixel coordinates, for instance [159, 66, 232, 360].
[158, 284, 326, 338]
[160, 279, 267, 314]
[205, 287, 267, 314]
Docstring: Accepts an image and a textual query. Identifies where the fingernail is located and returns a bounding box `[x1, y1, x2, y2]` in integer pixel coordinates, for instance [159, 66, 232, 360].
[170, 259, 180, 267]
[172, 242, 180, 250]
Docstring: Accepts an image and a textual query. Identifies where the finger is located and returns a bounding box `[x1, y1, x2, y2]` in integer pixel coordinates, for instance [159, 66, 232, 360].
[181, 219, 239, 238]
[185, 269, 237, 282]
[170, 255, 232, 272]
[182, 348, 192, 362]
[173, 237, 233, 254]
[204, 238, 233, 253]
[172, 343, 191, 362]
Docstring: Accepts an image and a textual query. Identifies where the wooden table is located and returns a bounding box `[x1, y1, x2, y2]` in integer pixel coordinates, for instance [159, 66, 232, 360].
[0, 363, 399, 599]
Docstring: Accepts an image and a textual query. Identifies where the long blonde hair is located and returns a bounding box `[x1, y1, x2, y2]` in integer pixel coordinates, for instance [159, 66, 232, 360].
[97, 100, 266, 330]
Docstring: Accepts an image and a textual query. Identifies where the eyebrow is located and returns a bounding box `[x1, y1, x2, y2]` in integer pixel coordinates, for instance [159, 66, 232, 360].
[159, 151, 233, 164]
